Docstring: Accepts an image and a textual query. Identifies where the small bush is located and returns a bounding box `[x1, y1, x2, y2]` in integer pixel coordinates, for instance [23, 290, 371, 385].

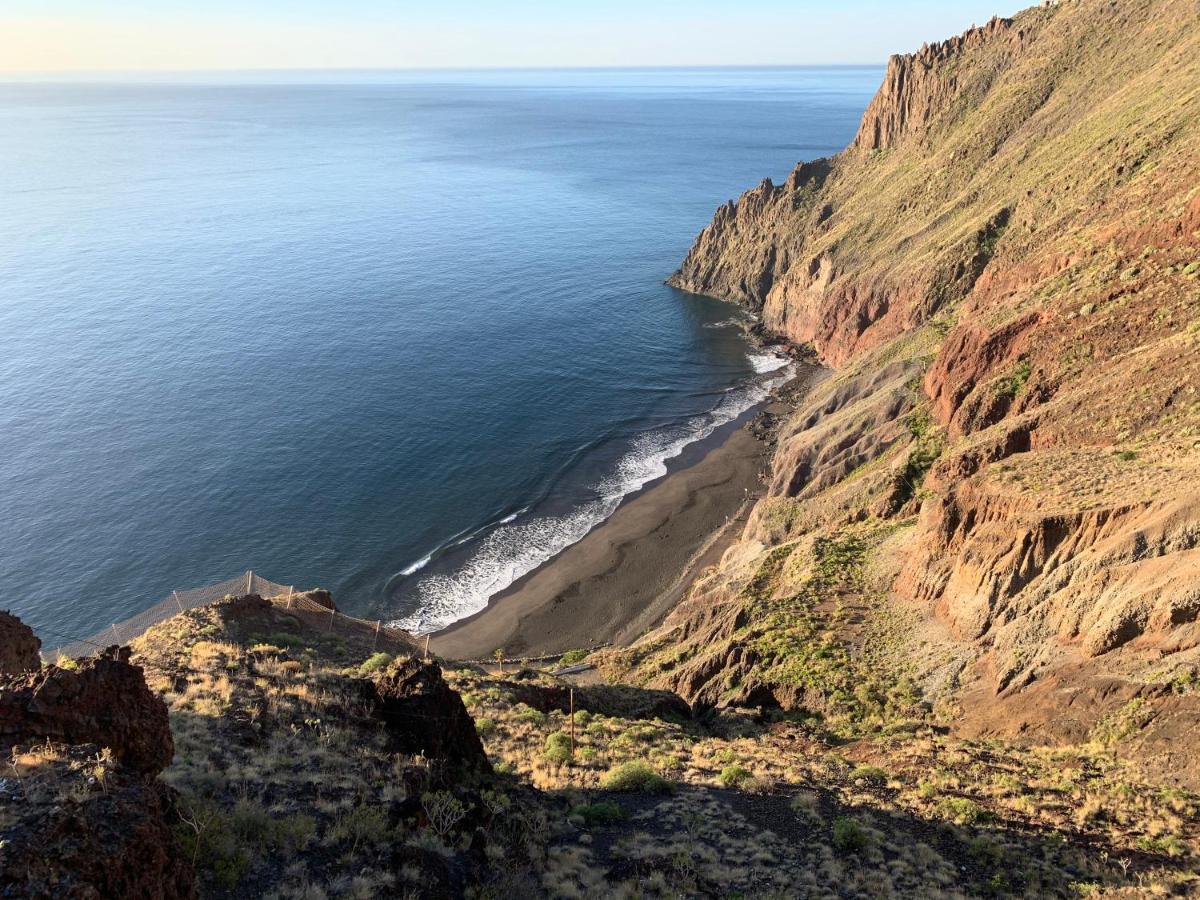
[599, 761, 672, 793]
[719, 765, 753, 788]
[558, 649, 590, 666]
[515, 705, 548, 726]
[329, 803, 391, 852]
[421, 791, 467, 839]
[851, 764, 889, 787]
[544, 732, 573, 765]
[832, 817, 868, 853]
[571, 801, 625, 826]
[474, 717, 496, 736]
[935, 796, 989, 825]
[358, 652, 393, 675]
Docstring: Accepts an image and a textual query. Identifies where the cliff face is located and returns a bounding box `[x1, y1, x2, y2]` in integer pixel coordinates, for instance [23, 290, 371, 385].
[852, 15, 1019, 152]
[654, 0, 1200, 775]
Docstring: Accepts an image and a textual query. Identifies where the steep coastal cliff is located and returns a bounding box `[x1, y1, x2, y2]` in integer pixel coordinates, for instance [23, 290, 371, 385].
[654, 0, 1200, 777]
[9, 3, 1200, 895]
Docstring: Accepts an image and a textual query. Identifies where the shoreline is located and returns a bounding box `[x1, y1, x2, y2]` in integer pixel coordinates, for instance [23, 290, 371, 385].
[430, 361, 821, 661]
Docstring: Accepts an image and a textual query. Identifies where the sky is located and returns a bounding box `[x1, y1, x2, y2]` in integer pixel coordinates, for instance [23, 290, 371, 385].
[1, 1, 1021, 73]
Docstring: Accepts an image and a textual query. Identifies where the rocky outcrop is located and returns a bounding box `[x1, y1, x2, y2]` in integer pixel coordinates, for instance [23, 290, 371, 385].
[898, 464, 1200, 690]
[372, 659, 491, 774]
[852, 16, 1017, 152]
[0, 646, 173, 774]
[0, 646, 194, 898]
[923, 311, 1043, 437]
[0, 610, 41, 675]
[0, 756, 195, 900]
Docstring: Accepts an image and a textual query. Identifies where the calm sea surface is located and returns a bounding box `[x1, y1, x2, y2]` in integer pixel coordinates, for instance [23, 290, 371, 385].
[0, 67, 879, 642]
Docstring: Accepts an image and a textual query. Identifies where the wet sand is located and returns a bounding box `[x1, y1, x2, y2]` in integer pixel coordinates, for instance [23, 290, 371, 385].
[430, 370, 816, 661]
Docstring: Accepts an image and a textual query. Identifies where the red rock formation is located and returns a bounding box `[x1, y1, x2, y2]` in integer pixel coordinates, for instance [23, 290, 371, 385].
[0, 646, 173, 774]
[853, 16, 1017, 152]
[662, 0, 1200, 763]
[0, 609, 41, 675]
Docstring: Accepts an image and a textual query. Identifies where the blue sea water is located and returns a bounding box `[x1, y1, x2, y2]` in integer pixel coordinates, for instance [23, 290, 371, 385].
[0, 67, 880, 642]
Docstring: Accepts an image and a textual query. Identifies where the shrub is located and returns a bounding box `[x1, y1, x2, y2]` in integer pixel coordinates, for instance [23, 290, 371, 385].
[935, 796, 989, 825]
[599, 761, 672, 793]
[719, 765, 753, 788]
[558, 649, 590, 666]
[358, 652, 393, 675]
[421, 791, 467, 839]
[474, 717, 496, 736]
[544, 732, 573, 765]
[851, 764, 889, 787]
[329, 803, 391, 852]
[832, 816, 868, 853]
[515, 705, 548, 726]
[571, 801, 625, 826]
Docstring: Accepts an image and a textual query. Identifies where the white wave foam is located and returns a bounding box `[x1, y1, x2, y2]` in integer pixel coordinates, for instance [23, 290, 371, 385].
[398, 552, 434, 577]
[747, 349, 790, 373]
[498, 507, 527, 524]
[392, 363, 795, 635]
[703, 317, 745, 329]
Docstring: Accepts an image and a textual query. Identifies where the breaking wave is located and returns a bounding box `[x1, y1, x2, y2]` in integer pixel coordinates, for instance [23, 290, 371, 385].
[391, 353, 794, 635]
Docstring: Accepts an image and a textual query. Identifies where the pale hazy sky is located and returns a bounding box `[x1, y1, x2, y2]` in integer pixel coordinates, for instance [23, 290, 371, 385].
[2, 1, 1020, 73]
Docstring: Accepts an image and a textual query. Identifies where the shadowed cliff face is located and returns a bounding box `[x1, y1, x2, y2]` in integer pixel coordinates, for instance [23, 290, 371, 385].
[654, 0, 1200, 775]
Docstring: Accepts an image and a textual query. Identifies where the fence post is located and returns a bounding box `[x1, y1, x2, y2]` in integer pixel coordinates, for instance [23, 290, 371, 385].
[371, 621, 380, 652]
[329, 607, 335, 633]
[111, 624, 120, 645]
[569, 687, 576, 766]
[246, 571, 253, 594]
[287, 586, 294, 609]
[424, 635, 430, 661]
[173, 591, 184, 613]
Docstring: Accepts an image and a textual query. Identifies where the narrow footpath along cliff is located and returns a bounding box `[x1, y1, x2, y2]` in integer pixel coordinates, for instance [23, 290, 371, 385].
[626, 0, 1200, 784]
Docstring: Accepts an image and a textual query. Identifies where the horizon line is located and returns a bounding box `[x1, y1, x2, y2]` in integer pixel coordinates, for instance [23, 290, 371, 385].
[1, 62, 889, 78]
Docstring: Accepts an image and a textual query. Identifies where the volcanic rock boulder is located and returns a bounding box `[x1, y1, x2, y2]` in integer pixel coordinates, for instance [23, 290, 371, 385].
[0, 609, 41, 674]
[0, 645, 194, 898]
[0, 645, 173, 774]
[0, 762, 196, 900]
[372, 659, 491, 774]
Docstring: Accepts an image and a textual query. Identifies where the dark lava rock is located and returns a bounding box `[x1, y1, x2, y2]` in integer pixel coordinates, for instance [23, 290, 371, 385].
[0, 610, 41, 675]
[372, 658, 491, 774]
[0, 646, 173, 774]
[0, 760, 195, 900]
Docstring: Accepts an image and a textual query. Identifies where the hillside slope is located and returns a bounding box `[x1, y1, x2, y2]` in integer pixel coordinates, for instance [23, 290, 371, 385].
[635, 0, 1200, 783]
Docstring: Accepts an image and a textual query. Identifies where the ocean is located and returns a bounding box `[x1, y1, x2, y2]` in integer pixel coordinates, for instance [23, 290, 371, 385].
[0, 67, 880, 643]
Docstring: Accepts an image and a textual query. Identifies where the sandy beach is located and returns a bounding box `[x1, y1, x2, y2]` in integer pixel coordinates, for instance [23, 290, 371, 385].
[430, 364, 820, 660]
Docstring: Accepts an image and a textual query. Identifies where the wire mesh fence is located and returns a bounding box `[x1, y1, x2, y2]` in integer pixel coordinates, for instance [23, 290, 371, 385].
[40, 571, 419, 663]
[269, 590, 423, 657]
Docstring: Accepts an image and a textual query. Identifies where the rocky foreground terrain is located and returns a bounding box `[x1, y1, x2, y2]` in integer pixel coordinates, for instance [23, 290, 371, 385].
[3, 0, 1200, 897]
